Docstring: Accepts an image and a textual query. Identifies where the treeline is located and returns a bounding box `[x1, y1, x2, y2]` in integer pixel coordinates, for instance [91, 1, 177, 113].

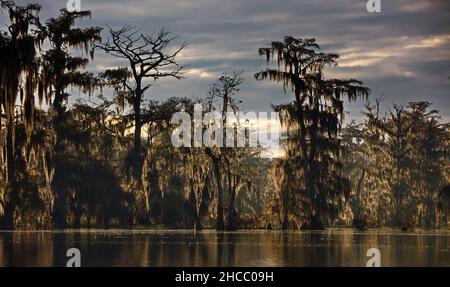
[0, 1, 448, 230]
[341, 101, 450, 229]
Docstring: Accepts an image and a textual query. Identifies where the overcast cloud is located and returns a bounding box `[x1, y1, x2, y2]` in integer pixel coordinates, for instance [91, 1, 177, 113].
[3, 0, 450, 121]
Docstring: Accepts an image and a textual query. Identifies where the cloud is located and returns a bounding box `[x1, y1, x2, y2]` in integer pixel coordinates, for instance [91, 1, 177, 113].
[185, 68, 217, 79]
[1, 0, 449, 121]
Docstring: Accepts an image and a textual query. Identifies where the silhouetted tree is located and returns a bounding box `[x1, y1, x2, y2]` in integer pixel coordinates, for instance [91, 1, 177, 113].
[96, 26, 186, 182]
[37, 8, 101, 228]
[0, 0, 41, 229]
[256, 37, 369, 229]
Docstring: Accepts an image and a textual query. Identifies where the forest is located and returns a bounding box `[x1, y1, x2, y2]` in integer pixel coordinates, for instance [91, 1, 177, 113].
[0, 0, 449, 231]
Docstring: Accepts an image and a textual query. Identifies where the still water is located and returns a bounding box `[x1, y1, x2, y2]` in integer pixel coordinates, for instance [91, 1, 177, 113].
[0, 229, 449, 267]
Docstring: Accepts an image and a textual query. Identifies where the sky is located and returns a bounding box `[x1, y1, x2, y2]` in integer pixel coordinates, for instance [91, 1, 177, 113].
[2, 0, 450, 123]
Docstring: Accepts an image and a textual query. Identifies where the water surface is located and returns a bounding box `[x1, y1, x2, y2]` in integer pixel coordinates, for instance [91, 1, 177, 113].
[0, 229, 449, 267]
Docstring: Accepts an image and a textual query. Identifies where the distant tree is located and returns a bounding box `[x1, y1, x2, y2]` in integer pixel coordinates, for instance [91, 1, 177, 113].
[134, 97, 193, 225]
[256, 37, 369, 229]
[341, 121, 367, 229]
[367, 101, 449, 229]
[438, 185, 450, 226]
[341, 100, 394, 229]
[366, 103, 410, 226]
[204, 72, 244, 230]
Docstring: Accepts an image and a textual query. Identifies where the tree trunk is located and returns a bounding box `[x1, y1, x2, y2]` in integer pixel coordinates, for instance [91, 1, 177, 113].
[296, 97, 317, 228]
[205, 148, 225, 230]
[353, 169, 366, 230]
[226, 175, 238, 231]
[281, 187, 289, 230]
[214, 163, 225, 230]
[0, 118, 16, 230]
[73, 204, 81, 229]
[189, 175, 203, 231]
[301, 214, 325, 230]
[52, 188, 68, 229]
[5, 118, 14, 184]
[51, 84, 69, 229]
[213, 159, 224, 230]
[0, 192, 15, 230]
[133, 92, 143, 182]
[103, 197, 111, 229]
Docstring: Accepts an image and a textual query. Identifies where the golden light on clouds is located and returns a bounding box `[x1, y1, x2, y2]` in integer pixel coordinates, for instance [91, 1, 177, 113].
[185, 68, 216, 79]
[404, 35, 450, 49]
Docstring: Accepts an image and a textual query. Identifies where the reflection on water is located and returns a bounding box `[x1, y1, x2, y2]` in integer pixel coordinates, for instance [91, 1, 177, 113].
[0, 229, 449, 267]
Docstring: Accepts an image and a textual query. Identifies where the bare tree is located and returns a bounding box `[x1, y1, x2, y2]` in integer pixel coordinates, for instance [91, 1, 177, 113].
[96, 25, 187, 181]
